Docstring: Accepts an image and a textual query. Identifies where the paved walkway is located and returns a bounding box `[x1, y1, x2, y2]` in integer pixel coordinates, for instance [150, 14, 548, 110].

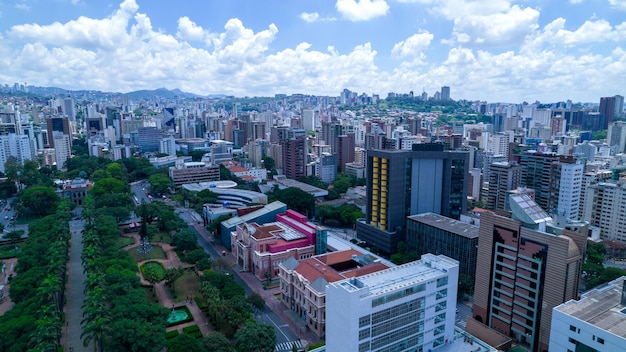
[122, 233, 211, 337]
[0, 257, 16, 315]
[64, 220, 92, 351]
[188, 219, 322, 346]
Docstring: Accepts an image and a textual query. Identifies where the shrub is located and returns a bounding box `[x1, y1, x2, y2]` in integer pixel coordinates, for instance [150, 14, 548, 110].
[189, 331, 203, 339]
[166, 330, 180, 339]
[182, 325, 200, 334]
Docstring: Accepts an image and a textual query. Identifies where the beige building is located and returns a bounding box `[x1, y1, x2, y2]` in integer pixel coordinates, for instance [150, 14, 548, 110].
[168, 161, 219, 188]
[278, 249, 389, 338]
[469, 194, 587, 352]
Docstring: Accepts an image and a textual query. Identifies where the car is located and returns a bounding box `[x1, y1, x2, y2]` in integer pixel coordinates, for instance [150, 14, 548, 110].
[4, 216, 7, 219]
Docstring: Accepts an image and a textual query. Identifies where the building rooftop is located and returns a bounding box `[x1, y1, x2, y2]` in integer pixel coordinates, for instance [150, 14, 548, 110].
[221, 201, 287, 229]
[408, 212, 479, 239]
[286, 248, 390, 293]
[344, 255, 457, 296]
[554, 276, 626, 339]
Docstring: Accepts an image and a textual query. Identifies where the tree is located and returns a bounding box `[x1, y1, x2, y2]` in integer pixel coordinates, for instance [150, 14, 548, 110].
[261, 156, 275, 171]
[148, 173, 172, 196]
[272, 187, 315, 216]
[212, 257, 233, 274]
[183, 248, 207, 264]
[164, 267, 183, 292]
[208, 214, 231, 235]
[332, 174, 351, 194]
[224, 298, 252, 328]
[200, 282, 224, 329]
[202, 332, 231, 352]
[5, 230, 23, 250]
[234, 322, 276, 352]
[171, 229, 199, 251]
[19, 186, 59, 216]
[247, 292, 265, 312]
[166, 334, 201, 352]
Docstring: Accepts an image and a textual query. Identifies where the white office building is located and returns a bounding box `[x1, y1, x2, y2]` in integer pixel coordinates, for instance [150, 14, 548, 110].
[326, 254, 459, 352]
[583, 180, 626, 242]
[0, 134, 34, 173]
[550, 276, 626, 352]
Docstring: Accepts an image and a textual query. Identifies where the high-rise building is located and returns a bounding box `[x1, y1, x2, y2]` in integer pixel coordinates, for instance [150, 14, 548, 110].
[607, 121, 626, 155]
[550, 276, 626, 351]
[441, 86, 451, 101]
[53, 132, 72, 170]
[336, 134, 355, 173]
[549, 158, 584, 220]
[600, 96, 617, 129]
[513, 151, 560, 212]
[356, 143, 468, 254]
[468, 195, 586, 352]
[301, 109, 315, 131]
[487, 161, 522, 211]
[159, 136, 177, 157]
[326, 254, 459, 352]
[406, 213, 479, 283]
[281, 136, 306, 179]
[0, 134, 33, 173]
[583, 175, 626, 242]
[137, 127, 163, 153]
[45, 116, 72, 149]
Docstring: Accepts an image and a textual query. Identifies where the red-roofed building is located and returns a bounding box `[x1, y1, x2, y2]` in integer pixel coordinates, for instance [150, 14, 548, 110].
[278, 248, 389, 338]
[231, 210, 320, 281]
[226, 164, 267, 183]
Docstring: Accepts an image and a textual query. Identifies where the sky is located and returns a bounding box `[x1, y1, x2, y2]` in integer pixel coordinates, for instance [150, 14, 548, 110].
[0, 0, 625, 103]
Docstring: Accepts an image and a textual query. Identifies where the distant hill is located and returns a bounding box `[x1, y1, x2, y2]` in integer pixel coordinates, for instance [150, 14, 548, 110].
[124, 88, 203, 100]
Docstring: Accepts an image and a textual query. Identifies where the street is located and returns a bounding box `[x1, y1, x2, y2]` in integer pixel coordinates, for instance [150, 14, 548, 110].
[177, 208, 302, 350]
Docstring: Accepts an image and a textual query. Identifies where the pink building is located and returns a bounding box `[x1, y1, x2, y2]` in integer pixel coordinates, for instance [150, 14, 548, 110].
[231, 210, 317, 281]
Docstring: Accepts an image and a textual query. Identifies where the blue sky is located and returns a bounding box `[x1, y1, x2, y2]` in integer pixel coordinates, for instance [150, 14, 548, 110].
[0, 0, 625, 103]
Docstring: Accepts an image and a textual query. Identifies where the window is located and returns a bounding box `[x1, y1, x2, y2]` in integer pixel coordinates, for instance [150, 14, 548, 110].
[598, 337, 604, 344]
[569, 325, 576, 332]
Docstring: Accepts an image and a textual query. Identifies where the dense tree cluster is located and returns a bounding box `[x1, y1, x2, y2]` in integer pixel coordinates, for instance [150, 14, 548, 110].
[583, 242, 626, 290]
[0, 201, 72, 351]
[81, 180, 169, 352]
[269, 187, 315, 217]
[316, 204, 364, 227]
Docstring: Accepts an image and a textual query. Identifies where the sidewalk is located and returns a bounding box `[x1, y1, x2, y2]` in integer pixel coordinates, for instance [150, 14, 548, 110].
[189, 221, 322, 346]
[124, 233, 211, 337]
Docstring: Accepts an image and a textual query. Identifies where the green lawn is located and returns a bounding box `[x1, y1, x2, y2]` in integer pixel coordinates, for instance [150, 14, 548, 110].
[170, 270, 201, 301]
[142, 286, 160, 305]
[0, 243, 20, 259]
[152, 231, 172, 244]
[128, 245, 166, 262]
[115, 236, 135, 248]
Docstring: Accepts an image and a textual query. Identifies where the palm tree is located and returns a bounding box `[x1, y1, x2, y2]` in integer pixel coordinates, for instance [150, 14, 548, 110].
[81, 316, 111, 352]
[200, 281, 223, 329]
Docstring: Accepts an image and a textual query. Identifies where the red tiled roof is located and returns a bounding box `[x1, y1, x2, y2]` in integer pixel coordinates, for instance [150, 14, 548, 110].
[250, 223, 282, 240]
[317, 248, 363, 265]
[228, 166, 248, 172]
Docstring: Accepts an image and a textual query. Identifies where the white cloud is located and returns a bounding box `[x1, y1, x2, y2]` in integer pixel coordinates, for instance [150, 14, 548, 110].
[609, 0, 626, 10]
[391, 31, 433, 58]
[9, 0, 139, 50]
[569, 0, 583, 3]
[1, 0, 625, 102]
[15, 3, 30, 11]
[335, 0, 389, 21]
[521, 18, 626, 54]
[300, 12, 320, 23]
[176, 17, 207, 42]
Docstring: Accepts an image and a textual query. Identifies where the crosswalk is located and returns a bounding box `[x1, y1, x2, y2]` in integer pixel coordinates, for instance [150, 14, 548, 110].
[275, 339, 304, 351]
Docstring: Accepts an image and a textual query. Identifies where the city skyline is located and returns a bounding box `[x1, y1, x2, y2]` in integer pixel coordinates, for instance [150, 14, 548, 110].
[0, 0, 624, 102]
